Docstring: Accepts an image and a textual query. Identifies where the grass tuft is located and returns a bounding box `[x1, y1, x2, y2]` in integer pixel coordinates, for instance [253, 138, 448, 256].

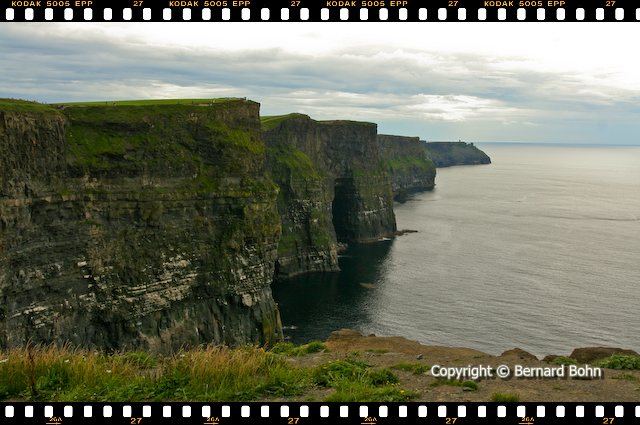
[550, 356, 578, 366]
[491, 392, 520, 402]
[430, 379, 478, 391]
[270, 341, 328, 356]
[596, 355, 640, 370]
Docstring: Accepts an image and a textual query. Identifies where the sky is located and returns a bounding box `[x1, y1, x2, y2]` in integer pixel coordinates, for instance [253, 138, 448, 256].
[1, 22, 639, 144]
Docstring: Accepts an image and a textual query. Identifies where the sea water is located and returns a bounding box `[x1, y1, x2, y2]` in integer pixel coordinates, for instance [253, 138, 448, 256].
[272, 144, 640, 357]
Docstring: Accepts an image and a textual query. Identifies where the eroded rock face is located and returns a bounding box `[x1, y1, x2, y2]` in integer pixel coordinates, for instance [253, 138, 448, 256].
[569, 347, 639, 364]
[377, 135, 436, 201]
[0, 100, 283, 352]
[263, 114, 397, 278]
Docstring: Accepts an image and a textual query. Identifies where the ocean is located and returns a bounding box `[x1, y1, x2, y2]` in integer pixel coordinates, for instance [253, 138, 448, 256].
[271, 143, 640, 358]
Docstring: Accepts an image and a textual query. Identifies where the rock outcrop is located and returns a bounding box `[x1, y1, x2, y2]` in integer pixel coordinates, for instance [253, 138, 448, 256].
[423, 141, 491, 167]
[569, 347, 639, 364]
[0, 99, 283, 352]
[377, 135, 436, 201]
[263, 114, 397, 277]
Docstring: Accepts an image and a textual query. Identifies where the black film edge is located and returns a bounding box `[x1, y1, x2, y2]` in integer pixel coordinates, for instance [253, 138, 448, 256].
[0, 0, 638, 22]
[1, 402, 639, 425]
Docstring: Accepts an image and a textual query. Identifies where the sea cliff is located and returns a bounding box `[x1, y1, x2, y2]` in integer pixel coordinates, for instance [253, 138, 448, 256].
[263, 114, 397, 278]
[0, 99, 282, 352]
[0, 99, 490, 352]
[377, 134, 436, 202]
[424, 141, 491, 167]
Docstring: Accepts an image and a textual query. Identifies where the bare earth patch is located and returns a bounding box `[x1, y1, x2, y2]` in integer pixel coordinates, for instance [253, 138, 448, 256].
[271, 329, 640, 402]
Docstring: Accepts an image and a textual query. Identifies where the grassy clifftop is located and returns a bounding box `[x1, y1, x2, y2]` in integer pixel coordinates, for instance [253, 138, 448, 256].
[0, 99, 61, 114]
[54, 98, 243, 107]
[60, 99, 264, 177]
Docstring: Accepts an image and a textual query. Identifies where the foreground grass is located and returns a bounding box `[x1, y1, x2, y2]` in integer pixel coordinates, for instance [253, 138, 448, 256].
[596, 355, 640, 370]
[0, 344, 418, 402]
[311, 354, 417, 402]
[491, 392, 520, 402]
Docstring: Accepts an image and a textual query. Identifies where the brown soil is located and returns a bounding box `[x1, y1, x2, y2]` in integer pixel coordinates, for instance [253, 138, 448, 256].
[277, 329, 640, 402]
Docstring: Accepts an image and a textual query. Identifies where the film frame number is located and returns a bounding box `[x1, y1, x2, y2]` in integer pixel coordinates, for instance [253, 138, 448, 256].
[130, 418, 142, 425]
[445, 418, 458, 424]
[287, 418, 300, 425]
[603, 419, 615, 425]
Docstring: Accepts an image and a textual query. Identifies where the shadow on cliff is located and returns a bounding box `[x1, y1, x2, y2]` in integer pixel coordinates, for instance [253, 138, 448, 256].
[271, 240, 394, 344]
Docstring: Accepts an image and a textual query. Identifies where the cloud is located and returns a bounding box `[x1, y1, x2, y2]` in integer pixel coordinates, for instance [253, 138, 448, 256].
[1, 23, 639, 143]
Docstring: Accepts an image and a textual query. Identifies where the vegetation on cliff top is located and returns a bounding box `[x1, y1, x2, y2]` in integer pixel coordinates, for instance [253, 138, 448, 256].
[261, 113, 376, 131]
[0, 343, 416, 402]
[261, 113, 310, 131]
[62, 101, 265, 181]
[0, 99, 61, 114]
[386, 155, 436, 174]
[53, 98, 248, 107]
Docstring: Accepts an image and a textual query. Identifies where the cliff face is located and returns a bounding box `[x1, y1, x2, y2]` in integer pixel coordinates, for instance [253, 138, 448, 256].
[263, 114, 397, 277]
[377, 135, 436, 201]
[0, 99, 282, 352]
[264, 115, 338, 278]
[3, 99, 480, 351]
[423, 141, 491, 167]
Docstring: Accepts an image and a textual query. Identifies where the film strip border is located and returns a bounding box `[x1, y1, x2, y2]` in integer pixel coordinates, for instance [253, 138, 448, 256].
[1, 402, 640, 425]
[0, 0, 638, 22]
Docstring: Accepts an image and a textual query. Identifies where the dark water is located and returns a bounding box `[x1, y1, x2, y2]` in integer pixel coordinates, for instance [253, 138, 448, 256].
[272, 144, 640, 357]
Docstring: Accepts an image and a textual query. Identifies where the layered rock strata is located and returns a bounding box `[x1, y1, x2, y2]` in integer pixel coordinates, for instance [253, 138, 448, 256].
[0, 99, 283, 352]
[377, 134, 436, 201]
[263, 114, 397, 277]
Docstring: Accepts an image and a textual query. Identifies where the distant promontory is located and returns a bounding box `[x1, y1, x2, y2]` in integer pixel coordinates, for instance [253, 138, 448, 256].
[423, 141, 492, 167]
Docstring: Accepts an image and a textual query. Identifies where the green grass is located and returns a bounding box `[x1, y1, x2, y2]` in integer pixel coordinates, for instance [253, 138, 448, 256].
[596, 355, 640, 370]
[390, 362, 431, 375]
[270, 341, 328, 356]
[0, 344, 418, 402]
[0, 344, 307, 401]
[430, 379, 478, 391]
[311, 356, 416, 402]
[261, 113, 309, 131]
[491, 392, 520, 402]
[0, 98, 60, 113]
[268, 145, 320, 180]
[386, 155, 435, 174]
[54, 98, 244, 107]
[550, 356, 578, 366]
[61, 101, 265, 176]
[612, 373, 638, 381]
[324, 384, 418, 402]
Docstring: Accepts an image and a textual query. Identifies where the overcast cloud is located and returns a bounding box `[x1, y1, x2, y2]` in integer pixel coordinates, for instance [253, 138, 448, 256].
[1, 22, 639, 144]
